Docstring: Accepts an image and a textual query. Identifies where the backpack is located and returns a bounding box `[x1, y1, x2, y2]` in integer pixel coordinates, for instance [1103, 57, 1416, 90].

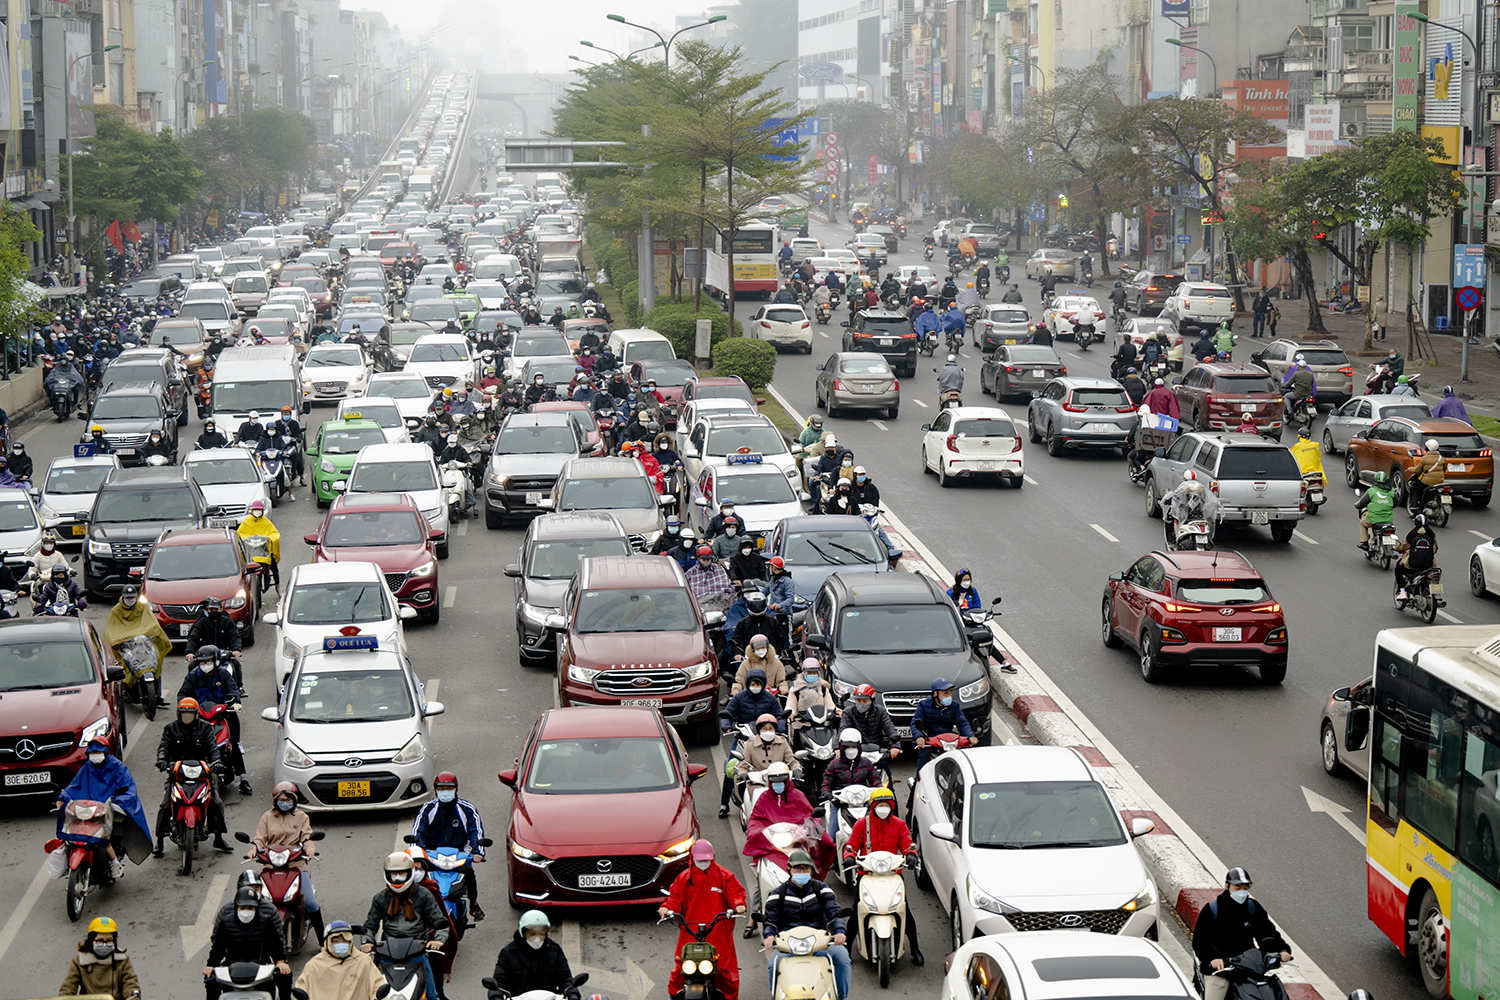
[1409, 532, 1435, 569]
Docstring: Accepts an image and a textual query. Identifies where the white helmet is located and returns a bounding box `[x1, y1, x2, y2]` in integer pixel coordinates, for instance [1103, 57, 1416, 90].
[1183, 469, 1197, 482]
[1137, 404, 1151, 418]
[947, 353, 957, 362]
[1426, 439, 1439, 450]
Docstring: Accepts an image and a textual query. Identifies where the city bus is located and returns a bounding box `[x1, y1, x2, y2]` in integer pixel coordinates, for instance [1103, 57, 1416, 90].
[707, 222, 780, 299]
[1361, 625, 1500, 999]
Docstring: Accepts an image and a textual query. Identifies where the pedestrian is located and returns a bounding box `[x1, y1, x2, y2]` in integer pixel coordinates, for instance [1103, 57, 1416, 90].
[1267, 303, 1280, 338]
[1251, 287, 1270, 338]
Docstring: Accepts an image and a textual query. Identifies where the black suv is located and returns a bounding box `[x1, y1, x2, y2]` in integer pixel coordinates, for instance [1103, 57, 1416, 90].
[83, 382, 180, 465]
[84, 467, 210, 594]
[101, 349, 190, 426]
[842, 308, 917, 377]
[1124, 271, 1185, 316]
[802, 572, 993, 744]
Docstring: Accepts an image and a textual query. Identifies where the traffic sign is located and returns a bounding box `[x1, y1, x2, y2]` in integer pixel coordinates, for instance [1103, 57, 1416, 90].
[1176, 234, 1192, 245]
[824, 132, 838, 145]
[1457, 285, 1482, 311]
[1455, 243, 1486, 288]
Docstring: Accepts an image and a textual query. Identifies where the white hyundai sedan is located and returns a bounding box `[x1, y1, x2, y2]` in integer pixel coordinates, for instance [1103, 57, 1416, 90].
[944, 932, 1195, 1000]
[264, 560, 416, 693]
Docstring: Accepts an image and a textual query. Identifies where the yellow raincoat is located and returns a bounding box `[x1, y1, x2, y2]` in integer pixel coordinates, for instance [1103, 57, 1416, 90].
[236, 511, 281, 565]
[1290, 437, 1323, 478]
[100, 595, 172, 685]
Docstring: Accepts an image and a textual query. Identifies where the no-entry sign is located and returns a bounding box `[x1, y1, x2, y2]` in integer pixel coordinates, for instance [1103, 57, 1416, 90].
[1457, 285, 1482, 311]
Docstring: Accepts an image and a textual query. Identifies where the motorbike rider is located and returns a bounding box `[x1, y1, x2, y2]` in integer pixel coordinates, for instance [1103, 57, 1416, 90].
[1212, 320, 1236, 356]
[36, 562, 87, 614]
[249, 781, 324, 945]
[1161, 471, 1217, 548]
[1000, 283, 1023, 304]
[723, 710, 800, 819]
[1410, 438, 1446, 514]
[839, 786, 924, 965]
[1291, 427, 1322, 480]
[58, 916, 141, 1000]
[947, 567, 981, 611]
[843, 684, 901, 778]
[910, 678, 974, 771]
[1395, 513, 1439, 603]
[236, 411, 264, 445]
[974, 261, 991, 293]
[1072, 299, 1100, 343]
[1391, 373, 1419, 397]
[1432, 385, 1471, 423]
[761, 849, 850, 1000]
[787, 658, 839, 738]
[1356, 471, 1397, 551]
[238, 499, 283, 592]
[1118, 367, 1146, 406]
[1282, 355, 1317, 416]
[1143, 377, 1180, 419]
[1189, 328, 1217, 365]
[415, 415, 446, 453]
[820, 728, 883, 835]
[912, 302, 941, 348]
[660, 839, 748, 1000]
[86, 424, 113, 455]
[205, 886, 292, 1000]
[153, 697, 231, 855]
[650, 516, 685, 556]
[687, 546, 735, 615]
[410, 771, 488, 921]
[278, 406, 306, 484]
[31, 534, 64, 585]
[137, 429, 172, 463]
[524, 372, 551, 407]
[665, 527, 701, 571]
[1108, 281, 1128, 314]
[198, 419, 230, 450]
[57, 737, 153, 881]
[937, 354, 964, 401]
[1111, 336, 1138, 379]
[1192, 867, 1291, 1000]
[1382, 348, 1405, 392]
[728, 537, 769, 589]
[103, 584, 171, 708]
[359, 853, 450, 1000]
[732, 633, 788, 694]
[295, 919, 383, 1000]
[179, 644, 251, 795]
[7, 442, 31, 483]
[490, 911, 580, 1000]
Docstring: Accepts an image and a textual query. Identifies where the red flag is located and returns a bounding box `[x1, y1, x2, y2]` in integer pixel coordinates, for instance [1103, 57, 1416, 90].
[122, 221, 141, 244]
[105, 220, 123, 253]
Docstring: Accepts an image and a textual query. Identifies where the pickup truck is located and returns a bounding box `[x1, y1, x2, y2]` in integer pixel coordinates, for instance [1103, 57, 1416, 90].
[1160, 282, 1234, 337]
[1143, 432, 1305, 543]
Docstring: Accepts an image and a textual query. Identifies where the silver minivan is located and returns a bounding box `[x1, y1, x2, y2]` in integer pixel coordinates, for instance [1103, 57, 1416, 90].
[541, 457, 675, 552]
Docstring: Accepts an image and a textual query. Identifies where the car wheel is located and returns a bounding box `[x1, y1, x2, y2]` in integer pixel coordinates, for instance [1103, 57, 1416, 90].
[921, 446, 933, 475]
[1028, 413, 1042, 444]
[815, 386, 826, 409]
[1046, 426, 1064, 457]
[1270, 522, 1295, 543]
[1139, 629, 1164, 683]
[1391, 468, 1408, 505]
[1144, 477, 1162, 518]
[1415, 885, 1448, 999]
[938, 459, 952, 488]
[1472, 555, 1489, 598]
[1010, 474, 1023, 490]
[950, 899, 966, 953]
[1193, 408, 1207, 432]
[436, 540, 449, 560]
[685, 715, 720, 747]
[1473, 492, 1493, 509]
[1260, 660, 1287, 684]
[420, 605, 440, 624]
[1102, 597, 1122, 648]
[1321, 721, 1344, 776]
[486, 507, 503, 529]
[177, 407, 189, 427]
[911, 827, 931, 889]
[887, 406, 898, 420]
[1344, 452, 1360, 488]
[980, 372, 993, 396]
[1322, 428, 1337, 455]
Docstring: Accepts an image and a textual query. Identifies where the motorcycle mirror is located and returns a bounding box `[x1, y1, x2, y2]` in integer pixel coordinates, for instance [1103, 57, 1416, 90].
[376, 988, 392, 1000]
[403, 833, 420, 844]
[481, 980, 500, 992]
[292, 991, 311, 1000]
[234, 831, 252, 843]
[573, 974, 590, 988]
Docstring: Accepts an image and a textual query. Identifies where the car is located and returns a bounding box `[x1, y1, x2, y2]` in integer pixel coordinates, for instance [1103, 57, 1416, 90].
[913, 745, 1159, 943]
[944, 933, 1194, 1000]
[0, 490, 42, 562]
[747, 304, 813, 354]
[1171, 362, 1284, 436]
[263, 638, 442, 811]
[1318, 678, 1372, 780]
[842, 308, 917, 377]
[1042, 294, 1105, 342]
[484, 412, 588, 528]
[1320, 395, 1432, 455]
[980, 344, 1065, 401]
[680, 414, 801, 493]
[267, 286, 316, 326]
[1343, 416, 1494, 508]
[686, 461, 807, 540]
[334, 398, 413, 445]
[1143, 432, 1306, 542]
[39, 454, 122, 544]
[521, 356, 584, 396]
[120, 274, 184, 300]
[1114, 317, 1185, 371]
[372, 322, 436, 372]
[531, 402, 606, 458]
[504, 513, 633, 664]
[84, 466, 210, 594]
[264, 560, 415, 691]
[406, 298, 462, 330]
[303, 492, 442, 622]
[1101, 549, 1288, 683]
[306, 416, 388, 507]
[1160, 282, 1234, 337]
[498, 706, 708, 907]
[504, 331, 572, 381]
[763, 515, 891, 599]
[848, 233, 889, 266]
[788, 237, 823, 262]
[1024, 248, 1077, 280]
[336, 312, 392, 342]
[919, 407, 1024, 487]
[101, 349, 191, 427]
[548, 557, 723, 744]
[679, 375, 760, 414]
[893, 265, 938, 287]
[292, 278, 335, 318]
[465, 280, 510, 310]
[443, 292, 483, 327]
[151, 318, 211, 372]
[341, 442, 452, 558]
[630, 359, 698, 427]
[814, 352, 900, 418]
[139, 526, 263, 646]
[364, 372, 437, 423]
[1026, 377, 1138, 456]
[182, 448, 273, 519]
[0, 618, 126, 799]
[960, 222, 1002, 257]
[1249, 338, 1355, 403]
[534, 276, 587, 315]
[972, 304, 1033, 352]
[543, 457, 674, 552]
[802, 571, 992, 741]
[255, 304, 308, 340]
[1123, 270, 1185, 315]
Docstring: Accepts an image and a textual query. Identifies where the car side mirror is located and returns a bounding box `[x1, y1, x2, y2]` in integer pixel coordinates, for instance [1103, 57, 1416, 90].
[332, 480, 347, 492]
[262, 611, 281, 625]
[428, 528, 444, 541]
[504, 564, 522, 578]
[805, 634, 831, 651]
[1108, 571, 1123, 582]
[537, 497, 554, 509]
[260, 706, 279, 722]
[303, 532, 319, 545]
[840, 321, 849, 328]
[1130, 816, 1156, 839]
[423, 701, 445, 717]
[1153, 447, 1165, 458]
[686, 763, 709, 783]
[497, 769, 518, 789]
[703, 610, 726, 628]
[105, 665, 125, 683]
[398, 606, 418, 621]
[920, 423, 931, 431]
[927, 821, 958, 843]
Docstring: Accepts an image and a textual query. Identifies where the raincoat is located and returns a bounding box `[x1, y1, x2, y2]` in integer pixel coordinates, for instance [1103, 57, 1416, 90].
[58, 751, 154, 864]
[664, 862, 747, 1000]
[743, 784, 835, 878]
[101, 597, 172, 686]
[295, 935, 384, 1000]
[237, 510, 281, 565]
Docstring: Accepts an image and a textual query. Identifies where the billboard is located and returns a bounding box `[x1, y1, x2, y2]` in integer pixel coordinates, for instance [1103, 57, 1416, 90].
[1219, 80, 1288, 161]
[1426, 28, 1462, 126]
[65, 31, 94, 139]
[1393, 4, 1420, 131]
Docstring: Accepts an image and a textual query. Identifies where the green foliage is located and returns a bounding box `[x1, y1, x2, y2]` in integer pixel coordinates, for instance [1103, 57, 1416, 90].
[645, 301, 740, 357]
[70, 108, 202, 233]
[931, 131, 1039, 218]
[1018, 58, 1131, 231]
[711, 337, 777, 388]
[185, 106, 316, 213]
[0, 208, 48, 353]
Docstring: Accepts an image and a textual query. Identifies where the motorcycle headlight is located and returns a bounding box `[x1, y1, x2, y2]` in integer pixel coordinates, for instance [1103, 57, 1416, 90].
[959, 676, 990, 702]
[967, 875, 1019, 915]
[282, 740, 314, 769]
[682, 661, 715, 682]
[392, 734, 426, 764]
[281, 636, 303, 661]
[1122, 878, 1157, 912]
[656, 837, 694, 861]
[786, 933, 817, 956]
[78, 716, 112, 747]
[224, 589, 248, 610]
[87, 539, 112, 557]
[320, 458, 338, 474]
[682, 960, 698, 976]
[567, 664, 600, 684]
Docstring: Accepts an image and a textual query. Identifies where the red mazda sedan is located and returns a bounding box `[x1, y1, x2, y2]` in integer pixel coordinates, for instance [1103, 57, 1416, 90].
[499, 706, 708, 908]
[1101, 549, 1287, 685]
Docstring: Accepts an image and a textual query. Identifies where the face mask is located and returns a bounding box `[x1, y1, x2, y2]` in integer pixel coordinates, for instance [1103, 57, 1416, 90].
[200, 662, 214, 673]
[275, 799, 294, 813]
[747, 682, 763, 694]
[236, 908, 256, 924]
[751, 646, 768, 658]
[844, 747, 859, 760]
[331, 941, 352, 958]
[179, 713, 197, 726]
[694, 859, 711, 871]
[770, 781, 787, 795]
[758, 730, 776, 743]
[939, 695, 954, 707]
[874, 804, 893, 820]
[741, 547, 753, 556]
[1230, 889, 1250, 904]
[88, 752, 106, 765]
[958, 581, 970, 591]
[791, 872, 811, 886]
[725, 526, 737, 537]
[667, 525, 679, 535]
[525, 935, 545, 950]
[853, 699, 872, 711]
[804, 671, 819, 682]
[123, 595, 137, 608]
[842, 459, 853, 468]
[437, 789, 456, 803]
[92, 941, 115, 958]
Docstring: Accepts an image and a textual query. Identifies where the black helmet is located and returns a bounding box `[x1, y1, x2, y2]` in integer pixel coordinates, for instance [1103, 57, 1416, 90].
[203, 596, 223, 612]
[744, 591, 768, 615]
[1224, 866, 1253, 886]
[50, 564, 68, 580]
[234, 886, 260, 908]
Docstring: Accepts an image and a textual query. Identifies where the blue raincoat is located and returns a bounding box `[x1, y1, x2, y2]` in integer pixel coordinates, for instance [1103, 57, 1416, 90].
[59, 752, 154, 863]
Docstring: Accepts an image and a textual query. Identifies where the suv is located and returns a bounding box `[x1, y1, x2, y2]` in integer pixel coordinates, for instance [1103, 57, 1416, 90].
[139, 527, 263, 646]
[84, 466, 210, 593]
[1344, 416, 1494, 508]
[842, 308, 918, 377]
[544, 457, 673, 552]
[1249, 339, 1355, 403]
[961, 222, 1003, 257]
[1172, 362, 1284, 436]
[0, 618, 126, 799]
[84, 382, 179, 465]
[1160, 282, 1234, 337]
[801, 572, 993, 744]
[484, 411, 586, 528]
[505, 512, 633, 664]
[1124, 271, 1184, 316]
[548, 555, 722, 744]
[102, 349, 190, 426]
[303, 492, 443, 622]
[1143, 432, 1306, 543]
[1027, 377, 1138, 455]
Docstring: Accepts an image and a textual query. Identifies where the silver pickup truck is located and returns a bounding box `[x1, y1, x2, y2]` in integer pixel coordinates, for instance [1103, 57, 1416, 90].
[1143, 432, 1306, 543]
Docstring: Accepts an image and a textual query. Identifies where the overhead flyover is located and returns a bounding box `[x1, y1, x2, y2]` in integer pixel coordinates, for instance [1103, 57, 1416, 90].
[474, 73, 570, 137]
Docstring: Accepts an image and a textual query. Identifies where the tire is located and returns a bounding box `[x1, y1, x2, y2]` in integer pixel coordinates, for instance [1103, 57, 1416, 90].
[1472, 555, 1488, 598]
[950, 900, 965, 953]
[1344, 452, 1360, 488]
[912, 828, 932, 889]
[685, 714, 720, 747]
[1102, 597, 1122, 648]
[1046, 428, 1064, 457]
[1414, 884, 1448, 999]
[179, 822, 195, 877]
[1307, 499, 1321, 515]
[436, 540, 449, 560]
[177, 407, 189, 427]
[938, 459, 951, 489]
[66, 863, 87, 921]
[1322, 428, 1337, 455]
[1010, 475, 1023, 490]
[421, 605, 440, 625]
[828, 399, 840, 418]
[242, 613, 257, 648]
[815, 388, 826, 410]
[877, 935, 892, 989]
[284, 912, 299, 956]
[1260, 660, 1287, 685]
[1270, 522, 1295, 543]
[1473, 492, 1493, 509]
[1391, 469, 1408, 505]
[888, 407, 898, 420]
[1436, 503, 1451, 528]
[979, 373, 993, 396]
[921, 446, 933, 476]
[1139, 630, 1164, 684]
[142, 677, 158, 721]
[1321, 721, 1345, 776]
[486, 506, 503, 529]
[1380, 550, 1393, 571]
[1421, 589, 1439, 624]
[1028, 414, 1042, 444]
[1193, 408, 1207, 432]
[1144, 477, 1162, 518]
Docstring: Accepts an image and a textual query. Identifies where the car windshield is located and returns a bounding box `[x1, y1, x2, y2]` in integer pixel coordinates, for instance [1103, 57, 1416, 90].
[91, 395, 162, 420]
[340, 316, 385, 335]
[0, 641, 95, 691]
[146, 542, 239, 580]
[447, 296, 481, 314]
[717, 474, 797, 505]
[837, 605, 964, 654]
[290, 669, 414, 723]
[641, 365, 695, 387]
[628, 340, 676, 361]
[838, 357, 892, 375]
[409, 342, 469, 363]
[178, 301, 230, 321]
[321, 426, 388, 456]
[513, 336, 569, 357]
[1213, 375, 1277, 395]
[288, 583, 390, 624]
[765, 308, 806, 324]
[368, 378, 430, 400]
[527, 538, 632, 579]
[45, 465, 112, 496]
[953, 418, 1017, 438]
[525, 362, 579, 384]
[185, 456, 259, 485]
[344, 404, 401, 429]
[232, 276, 269, 293]
[705, 425, 785, 457]
[294, 279, 329, 295]
[1175, 578, 1271, 605]
[967, 781, 1126, 848]
[0, 498, 34, 531]
[525, 737, 678, 794]
[783, 529, 881, 566]
[1216, 448, 1303, 480]
[1187, 285, 1229, 296]
[1297, 349, 1348, 366]
[988, 309, 1028, 324]
[497, 425, 578, 455]
[1379, 405, 1430, 420]
[410, 302, 461, 323]
[389, 327, 429, 346]
[559, 476, 655, 511]
[305, 348, 364, 369]
[1131, 321, 1174, 337]
[350, 461, 437, 492]
[575, 587, 698, 633]
[212, 380, 294, 412]
[1070, 388, 1129, 406]
[94, 488, 198, 523]
[1005, 347, 1060, 364]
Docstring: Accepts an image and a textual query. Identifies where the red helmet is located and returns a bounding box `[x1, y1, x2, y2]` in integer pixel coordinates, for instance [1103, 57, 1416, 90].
[853, 684, 877, 699]
[434, 771, 458, 790]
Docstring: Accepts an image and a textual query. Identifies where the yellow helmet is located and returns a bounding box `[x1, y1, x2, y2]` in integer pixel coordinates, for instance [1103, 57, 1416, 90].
[868, 786, 896, 806]
[90, 424, 104, 434]
[88, 916, 119, 935]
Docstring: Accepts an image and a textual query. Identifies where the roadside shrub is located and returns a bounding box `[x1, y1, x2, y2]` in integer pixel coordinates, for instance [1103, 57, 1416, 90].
[645, 302, 740, 357]
[712, 337, 777, 388]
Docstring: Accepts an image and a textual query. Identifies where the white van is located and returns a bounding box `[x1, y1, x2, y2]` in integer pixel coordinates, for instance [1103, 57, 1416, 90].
[208, 344, 307, 434]
[606, 328, 677, 366]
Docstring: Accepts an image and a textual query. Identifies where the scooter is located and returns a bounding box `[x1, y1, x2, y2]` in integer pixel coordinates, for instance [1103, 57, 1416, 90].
[851, 851, 908, 987]
[373, 937, 437, 1000]
[236, 830, 327, 954]
[753, 821, 816, 908]
[815, 302, 831, 325]
[119, 634, 162, 721]
[1303, 471, 1326, 515]
[169, 759, 216, 875]
[1287, 395, 1316, 434]
[207, 963, 280, 999]
[50, 797, 122, 921]
[922, 244, 935, 262]
[1409, 484, 1453, 527]
[1209, 949, 1291, 1000]
[757, 922, 845, 1000]
[938, 388, 962, 409]
[792, 704, 838, 805]
[36, 589, 82, 618]
[658, 910, 738, 1000]
[1167, 517, 1213, 550]
[917, 330, 938, 357]
[1075, 324, 1099, 350]
[482, 972, 589, 1000]
[404, 835, 494, 940]
[1395, 567, 1445, 623]
[828, 784, 875, 885]
[1363, 521, 1399, 570]
[442, 459, 474, 521]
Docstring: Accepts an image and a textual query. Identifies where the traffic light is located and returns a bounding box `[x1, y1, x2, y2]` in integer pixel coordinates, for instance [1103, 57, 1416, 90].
[1058, 194, 1069, 207]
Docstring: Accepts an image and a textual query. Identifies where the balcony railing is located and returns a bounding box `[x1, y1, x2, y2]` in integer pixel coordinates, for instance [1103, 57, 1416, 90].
[1342, 48, 1391, 71]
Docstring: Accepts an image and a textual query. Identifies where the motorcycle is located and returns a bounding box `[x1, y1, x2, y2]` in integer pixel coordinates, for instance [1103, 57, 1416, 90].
[792, 704, 838, 805]
[1364, 364, 1389, 395]
[1409, 483, 1453, 526]
[373, 937, 438, 1000]
[1040, 288, 1057, 309]
[922, 244, 935, 262]
[1287, 395, 1316, 434]
[236, 830, 327, 953]
[917, 329, 939, 357]
[46, 371, 81, 422]
[945, 328, 964, 354]
[442, 459, 474, 520]
[253, 446, 292, 502]
[482, 972, 589, 1000]
[959, 599, 1002, 660]
[169, 759, 216, 875]
[1208, 948, 1290, 1000]
[36, 588, 82, 618]
[1395, 567, 1445, 623]
[1167, 517, 1214, 550]
[1303, 471, 1326, 515]
[851, 851, 908, 987]
[938, 388, 962, 410]
[1114, 305, 1128, 327]
[756, 922, 845, 1000]
[207, 963, 280, 1000]
[963, 304, 983, 330]
[753, 820, 827, 914]
[815, 302, 831, 325]
[0, 584, 27, 621]
[119, 634, 163, 721]
[50, 797, 122, 921]
[658, 910, 739, 1000]
[975, 277, 990, 297]
[1075, 324, 1099, 351]
[404, 834, 493, 940]
[1363, 521, 1399, 570]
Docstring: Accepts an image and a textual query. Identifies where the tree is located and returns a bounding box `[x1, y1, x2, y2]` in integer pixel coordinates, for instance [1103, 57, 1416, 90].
[929, 130, 1041, 227]
[0, 207, 46, 370]
[185, 106, 315, 214]
[69, 108, 201, 249]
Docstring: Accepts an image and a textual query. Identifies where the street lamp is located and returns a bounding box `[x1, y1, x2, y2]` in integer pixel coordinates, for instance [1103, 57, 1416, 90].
[1165, 38, 1219, 98]
[175, 59, 215, 134]
[580, 39, 662, 61]
[605, 13, 727, 76]
[569, 55, 601, 68]
[65, 43, 121, 285]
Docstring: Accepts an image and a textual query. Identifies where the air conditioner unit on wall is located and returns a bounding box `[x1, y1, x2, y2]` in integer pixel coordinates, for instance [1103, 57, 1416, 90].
[1342, 121, 1364, 137]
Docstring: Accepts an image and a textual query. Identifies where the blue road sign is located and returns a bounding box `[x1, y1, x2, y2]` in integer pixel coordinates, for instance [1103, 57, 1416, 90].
[1455, 243, 1486, 289]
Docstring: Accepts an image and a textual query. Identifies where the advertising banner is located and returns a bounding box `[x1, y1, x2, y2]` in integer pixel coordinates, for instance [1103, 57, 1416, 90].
[1393, 4, 1420, 131]
[1426, 26, 1462, 126]
[65, 30, 94, 139]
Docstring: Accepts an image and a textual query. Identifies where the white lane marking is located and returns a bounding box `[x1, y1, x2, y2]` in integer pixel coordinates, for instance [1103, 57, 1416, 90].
[179, 873, 232, 960]
[913, 398, 929, 408]
[1024, 474, 1038, 485]
[1070, 353, 1086, 360]
[1293, 529, 1320, 545]
[818, 331, 830, 339]
[1089, 523, 1119, 543]
[0, 861, 50, 967]
[1300, 786, 1364, 844]
[1471, 530, 1492, 540]
[457, 521, 468, 536]
[871, 420, 889, 431]
[1438, 610, 1464, 624]
[443, 586, 457, 607]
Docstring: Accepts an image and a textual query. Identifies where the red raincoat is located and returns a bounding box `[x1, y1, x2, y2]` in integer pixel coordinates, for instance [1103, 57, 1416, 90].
[743, 787, 835, 878]
[840, 812, 914, 862]
[664, 862, 747, 1000]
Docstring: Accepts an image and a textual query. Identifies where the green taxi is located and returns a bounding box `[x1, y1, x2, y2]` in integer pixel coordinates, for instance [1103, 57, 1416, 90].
[307, 415, 388, 507]
[444, 293, 482, 328]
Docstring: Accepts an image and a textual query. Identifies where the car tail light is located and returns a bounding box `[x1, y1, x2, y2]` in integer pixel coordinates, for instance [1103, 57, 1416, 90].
[1060, 366, 1067, 374]
[1004, 365, 1015, 373]
[1482, 449, 1493, 458]
[1338, 367, 1353, 376]
[1115, 405, 1135, 413]
[1266, 627, 1288, 644]
[833, 379, 846, 391]
[1183, 299, 1192, 309]
[1256, 602, 1282, 613]
[1146, 286, 1158, 292]
[1209, 480, 1219, 495]
[760, 321, 772, 329]
[946, 434, 960, 452]
[800, 321, 811, 329]
[1162, 602, 1200, 613]
[1159, 626, 1187, 644]
[891, 379, 900, 391]
[1012, 435, 1023, 453]
[1062, 397, 1087, 412]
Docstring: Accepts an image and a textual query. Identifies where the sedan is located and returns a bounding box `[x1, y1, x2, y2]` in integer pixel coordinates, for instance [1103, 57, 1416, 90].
[920, 407, 1023, 487]
[263, 642, 442, 811]
[848, 233, 888, 266]
[763, 514, 891, 600]
[307, 417, 389, 507]
[1043, 294, 1105, 341]
[980, 345, 1064, 400]
[264, 560, 415, 692]
[912, 746, 1159, 942]
[364, 372, 438, 424]
[945, 934, 1195, 1000]
[301, 342, 373, 402]
[814, 353, 900, 418]
[304, 492, 442, 621]
[1024, 249, 1076, 280]
[972, 304, 1033, 352]
[39, 455, 121, 543]
[1318, 678, 1372, 780]
[748, 304, 813, 353]
[687, 462, 807, 540]
[1114, 317, 1184, 371]
[499, 706, 708, 907]
[1321, 394, 1432, 455]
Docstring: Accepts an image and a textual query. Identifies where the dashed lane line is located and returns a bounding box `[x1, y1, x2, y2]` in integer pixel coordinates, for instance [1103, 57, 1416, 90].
[443, 586, 457, 608]
[1293, 529, 1320, 545]
[1438, 610, 1464, 624]
[871, 420, 889, 431]
[912, 399, 929, 408]
[1089, 523, 1119, 543]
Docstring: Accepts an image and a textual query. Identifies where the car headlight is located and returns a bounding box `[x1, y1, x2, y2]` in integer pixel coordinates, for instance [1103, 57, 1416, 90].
[831, 678, 855, 698]
[959, 676, 990, 703]
[320, 458, 339, 474]
[420, 507, 443, 525]
[656, 837, 695, 861]
[87, 539, 112, 557]
[520, 601, 553, 624]
[682, 661, 715, 682]
[282, 740, 314, 769]
[1122, 878, 1157, 912]
[410, 561, 436, 578]
[510, 840, 550, 865]
[392, 734, 426, 764]
[352, 372, 366, 383]
[280, 636, 303, 661]
[967, 874, 1019, 915]
[38, 502, 58, 519]
[489, 471, 508, 487]
[224, 588, 248, 610]
[301, 380, 315, 391]
[641, 528, 662, 547]
[567, 664, 600, 684]
[78, 717, 112, 747]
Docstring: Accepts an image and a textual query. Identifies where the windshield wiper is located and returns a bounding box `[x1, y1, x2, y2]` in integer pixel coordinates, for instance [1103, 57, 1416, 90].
[803, 541, 847, 565]
[838, 648, 890, 655]
[1017, 840, 1099, 849]
[974, 841, 1024, 849]
[2, 683, 72, 691]
[827, 542, 875, 564]
[897, 647, 951, 655]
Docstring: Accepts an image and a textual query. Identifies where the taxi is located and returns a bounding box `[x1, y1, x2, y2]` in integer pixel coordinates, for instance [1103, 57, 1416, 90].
[687, 457, 808, 543]
[263, 560, 416, 693]
[261, 635, 442, 811]
[442, 293, 482, 328]
[1043, 291, 1106, 341]
[307, 415, 388, 507]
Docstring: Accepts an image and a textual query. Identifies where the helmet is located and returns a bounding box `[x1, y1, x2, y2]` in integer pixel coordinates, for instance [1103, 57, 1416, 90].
[1415, 513, 1428, 527]
[1298, 427, 1311, 439]
[88, 917, 119, 935]
[680, 528, 696, 541]
[50, 563, 68, 580]
[1224, 866, 1253, 886]
[1294, 353, 1305, 365]
[690, 838, 714, 862]
[696, 545, 713, 557]
[947, 354, 956, 362]
[1137, 404, 1151, 418]
[754, 713, 779, 729]
[234, 886, 260, 908]
[237, 868, 264, 891]
[769, 556, 785, 570]
[405, 844, 428, 865]
[518, 910, 551, 934]
[384, 851, 416, 892]
[272, 780, 298, 800]
[434, 771, 458, 790]
[1371, 471, 1388, 484]
[1347, 991, 1374, 1000]
[90, 424, 104, 434]
[868, 787, 896, 807]
[1426, 439, 1439, 450]
[177, 696, 199, 714]
[1183, 470, 1197, 482]
[748, 632, 769, 650]
[853, 683, 876, 699]
[1115, 280, 1123, 288]
[809, 415, 823, 427]
[743, 591, 768, 615]
[203, 596, 223, 611]
[838, 727, 862, 749]
[1444, 385, 1455, 395]
[764, 761, 793, 781]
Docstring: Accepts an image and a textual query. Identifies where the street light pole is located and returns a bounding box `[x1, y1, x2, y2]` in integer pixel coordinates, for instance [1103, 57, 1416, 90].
[1165, 38, 1219, 98]
[65, 44, 120, 286]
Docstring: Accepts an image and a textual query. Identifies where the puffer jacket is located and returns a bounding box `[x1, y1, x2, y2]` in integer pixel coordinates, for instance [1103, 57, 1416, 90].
[723, 669, 783, 727]
[732, 648, 787, 694]
[58, 947, 140, 999]
[492, 931, 578, 998]
[820, 752, 882, 799]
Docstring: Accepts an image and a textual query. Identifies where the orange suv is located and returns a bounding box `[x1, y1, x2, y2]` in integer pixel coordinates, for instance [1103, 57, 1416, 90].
[1343, 416, 1493, 509]
[1172, 362, 1284, 436]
